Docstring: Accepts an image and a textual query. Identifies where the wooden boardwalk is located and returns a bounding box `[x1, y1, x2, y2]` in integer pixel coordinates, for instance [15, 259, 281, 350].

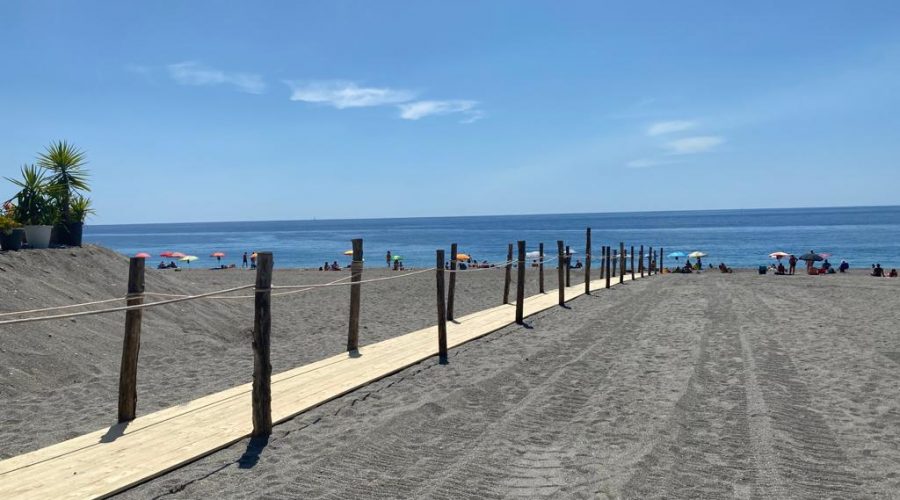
[0, 272, 643, 499]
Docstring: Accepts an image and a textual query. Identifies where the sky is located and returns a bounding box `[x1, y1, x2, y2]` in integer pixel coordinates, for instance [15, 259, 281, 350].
[1, 1, 899, 224]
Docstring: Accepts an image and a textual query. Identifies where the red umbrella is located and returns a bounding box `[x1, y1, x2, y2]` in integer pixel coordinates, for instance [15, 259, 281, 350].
[170, 252, 187, 259]
[210, 252, 225, 258]
[135, 252, 151, 259]
[160, 251, 175, 258]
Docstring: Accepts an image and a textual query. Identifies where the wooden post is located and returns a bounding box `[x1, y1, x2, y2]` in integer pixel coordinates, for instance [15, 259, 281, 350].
[503, 243, 513, 304]
[640, 245, 645, 277]
[649, 246, 654, 275]
[599, 245, 605, 279]
[538, 242, 545, 293]
[516, 240, 526, 324]
[252, 252, 273, 437]
[584, 228, 592, 295]
[660, 247, 664, 274]
[118, 257, 145, 423]
[346, 239, 363, 352]
[612, 249, 618, 281]
[619, 242, 625, 284]
[631, 245, 635, 281]
[605, 246, 612, 289]
[565, 245, 571, 287]
[435, 249, 448, 364]
[557, 240, 565, 305]
[447, 243, 458, 321]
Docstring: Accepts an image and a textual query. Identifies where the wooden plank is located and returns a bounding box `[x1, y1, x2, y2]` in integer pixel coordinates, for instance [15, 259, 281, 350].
[0, 271, 642, 499]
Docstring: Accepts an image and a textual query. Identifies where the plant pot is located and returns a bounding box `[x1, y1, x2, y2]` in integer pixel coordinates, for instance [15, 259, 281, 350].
[0, 229, 24, 251]
[50, 225, 65, 246]
[66, 222, 84, 246]
[24, 225, 52, 249]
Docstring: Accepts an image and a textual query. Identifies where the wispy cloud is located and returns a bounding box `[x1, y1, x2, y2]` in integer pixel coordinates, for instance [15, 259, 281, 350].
[286, 80, 415, 109]
[647, 120, 696, 136]
[664, 136, 724, 155]
[167, 61, 266, 94]
[398, 100, 483, 122]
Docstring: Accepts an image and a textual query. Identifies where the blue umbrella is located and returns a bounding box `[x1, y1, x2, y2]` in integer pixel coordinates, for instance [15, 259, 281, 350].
[668, 251, 687, 261]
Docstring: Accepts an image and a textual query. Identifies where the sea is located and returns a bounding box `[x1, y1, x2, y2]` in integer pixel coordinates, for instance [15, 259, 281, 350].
[84, 206, 900, 270]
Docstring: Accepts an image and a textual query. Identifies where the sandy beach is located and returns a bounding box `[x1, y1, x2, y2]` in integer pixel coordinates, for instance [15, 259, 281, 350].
[2, 246, 899, 498]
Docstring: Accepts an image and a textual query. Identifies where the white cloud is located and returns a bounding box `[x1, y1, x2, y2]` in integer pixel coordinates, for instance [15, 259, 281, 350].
[167, 61, 266, 94]
[286, 80, 415, 109]
[664, 136, 724, 155]
[647, 120, 696, 136]
[398, 100, 482, 122]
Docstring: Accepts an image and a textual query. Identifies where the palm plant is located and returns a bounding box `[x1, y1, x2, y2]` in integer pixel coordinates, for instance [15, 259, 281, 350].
[37, 140, 89, 225]
[5, 165, 52, 225]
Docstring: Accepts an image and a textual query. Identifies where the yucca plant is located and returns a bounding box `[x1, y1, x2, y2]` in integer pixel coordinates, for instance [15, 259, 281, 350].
[5, 165, 52, 225]
[38, 140, 90, 226]
[69, 195, 95, 222]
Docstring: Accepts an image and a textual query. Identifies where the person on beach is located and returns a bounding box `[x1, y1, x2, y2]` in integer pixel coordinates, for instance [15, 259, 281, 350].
[839, 260, 849, 272]
[776, 262, 786, 275]
[872, 264, 885, 277]
[158, 261, 166, 269]
[822, 259, 832, 271]
[386, 250, 391, 268]
[250, 253, 256, 269]
[788, 254, 798, 275]
[890, 269, 898, 278]
[242, 252, 248, 269]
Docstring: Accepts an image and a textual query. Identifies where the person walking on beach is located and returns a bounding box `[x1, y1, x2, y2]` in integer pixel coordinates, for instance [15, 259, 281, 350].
[250, 253, 257, 269]
[242, 252, 248, 269]
[788, 254, 798, 275]
[386, 250, 392, 268]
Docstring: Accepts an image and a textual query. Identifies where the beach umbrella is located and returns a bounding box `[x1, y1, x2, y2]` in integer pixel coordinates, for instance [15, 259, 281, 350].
[688, 251, 707, 258]
[179, 255, 198, 266]
[769, 251, 791, 260]
[135, 252, 151, 259]
[170, 252, 186, 259]
[668, 251, 686, 261]
[342, 250, 353, 256]
[525, 250, 541, 258]
[210, 251, 225, 263]
[160, 251, 175, 258]
[798, 252, 823, 262]
[392, 255, 402, 261]
[455, 253, 471, 261]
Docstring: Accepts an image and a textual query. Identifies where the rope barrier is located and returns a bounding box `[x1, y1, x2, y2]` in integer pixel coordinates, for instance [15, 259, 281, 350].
[0, 283, 255, 327]
[0, 296, 127, 318]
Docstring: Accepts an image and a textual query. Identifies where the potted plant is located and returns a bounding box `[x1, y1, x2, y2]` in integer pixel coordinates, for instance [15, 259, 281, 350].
[0, 213, 24, 251]
[6, 164, 53, 248]
[67, 195, 94, 246]
[39, 141, 90, 246]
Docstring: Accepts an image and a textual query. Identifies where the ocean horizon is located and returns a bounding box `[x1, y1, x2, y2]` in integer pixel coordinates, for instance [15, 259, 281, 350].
[83, 205, 900, 270]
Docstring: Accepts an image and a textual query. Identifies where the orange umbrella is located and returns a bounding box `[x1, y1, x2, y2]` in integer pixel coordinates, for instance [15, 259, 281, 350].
[170, 252, 186, 259]
[210, 251, 225, 258]
[135, 252, 151, 259]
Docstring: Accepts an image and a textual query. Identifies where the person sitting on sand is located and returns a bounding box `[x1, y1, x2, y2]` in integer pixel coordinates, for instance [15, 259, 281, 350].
[167, 261, 178, 269]
[839, 260, 849, 272]
[683, 262, 693, 273]
[158, 261, 167, 269]
[573, 259, 583, 269]
[393, 259, 400, 271]
[323, 261, 329, 271]
[775, 262, 786, 275]
[822, 259, 832, 271]
[890, 269, 898, 278]
[531, 259, 539, 268]
[872, 264, 884, 277]
[331, 261, 341, 271]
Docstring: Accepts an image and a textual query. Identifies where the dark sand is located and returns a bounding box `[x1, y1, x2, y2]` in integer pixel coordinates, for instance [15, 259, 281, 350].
[2, 247, 900, 498]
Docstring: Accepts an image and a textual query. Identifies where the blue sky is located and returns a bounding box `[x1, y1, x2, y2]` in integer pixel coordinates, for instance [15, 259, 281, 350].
[2, 1, 899, 224]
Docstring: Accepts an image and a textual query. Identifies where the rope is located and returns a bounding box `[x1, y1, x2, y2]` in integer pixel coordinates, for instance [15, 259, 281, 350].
[0, 296, 126, 318]
[270, 267, 436, 290]
[0, 283, 255, 327]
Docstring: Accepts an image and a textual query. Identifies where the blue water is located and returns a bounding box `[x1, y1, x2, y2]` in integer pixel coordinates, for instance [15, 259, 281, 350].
[84, 206, 900, 270]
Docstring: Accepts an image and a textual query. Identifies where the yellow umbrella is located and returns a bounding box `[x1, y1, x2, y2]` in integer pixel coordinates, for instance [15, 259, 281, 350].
[343, 250, 353, 256]
[455, 253, 471, 261]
